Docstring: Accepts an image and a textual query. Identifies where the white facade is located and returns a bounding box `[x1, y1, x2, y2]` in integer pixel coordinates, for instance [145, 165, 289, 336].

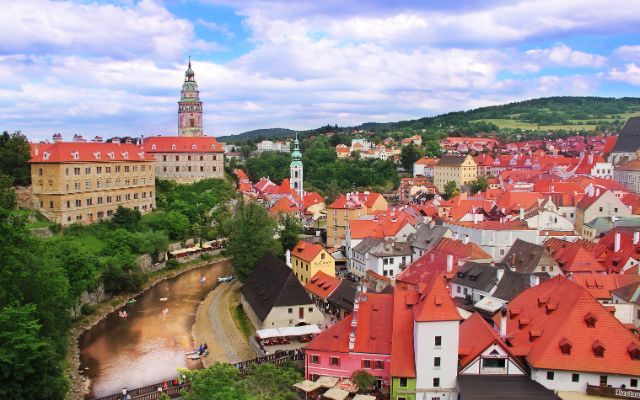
[591, 162, 614, 179]
[524, 210, 575, 231]
[257, 140, 291, 153]
[459, 342, 526, 376]
[413, 320, 459, 399]
[240, 297, 324, 329]
[444, 223, 539, 261]
[531, 368, 639, 393]
[413, 162, 435, 178]
[614, 168, 640, 194]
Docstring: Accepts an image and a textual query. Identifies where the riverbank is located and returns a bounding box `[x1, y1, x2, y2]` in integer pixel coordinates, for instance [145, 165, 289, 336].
[192, 281, 256, 368]
[65, 256, 229, 400]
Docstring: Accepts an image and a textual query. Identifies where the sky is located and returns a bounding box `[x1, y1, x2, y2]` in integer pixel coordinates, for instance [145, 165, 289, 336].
[2, 0, 640, 141]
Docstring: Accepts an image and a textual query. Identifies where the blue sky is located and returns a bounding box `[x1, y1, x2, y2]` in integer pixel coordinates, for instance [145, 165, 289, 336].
[2, 0, 640, 141]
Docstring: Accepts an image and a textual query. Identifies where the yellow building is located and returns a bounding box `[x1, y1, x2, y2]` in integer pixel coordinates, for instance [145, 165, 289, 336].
[326, 191, 388, 247]
[434, 154, 477, 192]
[290, 240, 335, 285]
[30, 138, 156, 225]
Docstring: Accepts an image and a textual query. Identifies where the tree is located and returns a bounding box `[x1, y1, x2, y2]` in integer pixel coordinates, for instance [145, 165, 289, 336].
[350, 370, 375, 394]
[443, 181, 459, 200]
[279, 213, 302, 251]
[112, 206, 142, 230]
[400, 143, 421, 172]
[0, 131, 31, 186]
[0, 174, 16, 209]
[166, 210, 191, 240]
[227, 201, 282, 281]
[181, 364, 249, 400]
[242, 363, 302, 400]
[422, 140, 443, 158]
[469, 176, 489, 195]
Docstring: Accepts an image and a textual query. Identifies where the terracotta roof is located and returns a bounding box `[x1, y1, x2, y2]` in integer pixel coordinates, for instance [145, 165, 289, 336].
[303, 192, 325, 209]
[234, 168, 249, 181]
[459, 313, 522, 369]
[435, 237, 492, 260]
[304, 271, 341, 300]
[328, 192, 383, 209]
[590, 228, 640, 273]
[498, 275, 640, 376]
[572, 274, 640, 300]
[270, 196, 301, 214]
[576, 190, 607, 211]
[413, 274, 462, 322]
[611, 281, 640, 305]
[448, 220, 532, 231]
[414, 157, 439, 166]
[543, 238, 605, 274]
[29, 141, 154, 163]
[142, 136, 223, 153]
[390, 289, 419, 377]
[292, 240, 327, 263]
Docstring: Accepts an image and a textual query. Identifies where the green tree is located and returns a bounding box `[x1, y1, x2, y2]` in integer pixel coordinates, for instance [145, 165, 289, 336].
[350, 370, 375, 394]
[0, 131, 31, 186]
[422, 140, 443, 158]
[0, 174, 16, 209]
[279, 213, 303, 251]
[469, 176, 489, 195]
[112, 206, 142, 230]
[400, 143, 422, 172]
[242, 363, 302, 400]
[182, 364, 249, 400]
[166, 210, 191, 240]
[227, 201, 282, 281]
[443, 181, 459, 200]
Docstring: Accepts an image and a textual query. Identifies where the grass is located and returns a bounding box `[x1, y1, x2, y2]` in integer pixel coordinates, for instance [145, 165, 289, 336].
[472, 118, 598, 131]
[26, 220, 54, 229]
[230, 290, 255, 340]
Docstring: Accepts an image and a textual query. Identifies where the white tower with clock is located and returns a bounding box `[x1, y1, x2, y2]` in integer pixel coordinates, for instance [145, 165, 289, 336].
[178, 58, 204, 136]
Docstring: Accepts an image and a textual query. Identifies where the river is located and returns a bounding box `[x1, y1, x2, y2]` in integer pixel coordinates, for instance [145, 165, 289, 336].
[79, 260, 230, 398]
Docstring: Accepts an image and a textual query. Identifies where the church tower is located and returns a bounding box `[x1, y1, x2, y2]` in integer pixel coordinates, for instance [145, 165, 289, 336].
[178, 58, 203, 136]
[290, 134, 304, 200]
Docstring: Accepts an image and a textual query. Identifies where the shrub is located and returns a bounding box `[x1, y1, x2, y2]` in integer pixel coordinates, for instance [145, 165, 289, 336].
[80, 304, 96, 316]
[166, 259, 180, 269]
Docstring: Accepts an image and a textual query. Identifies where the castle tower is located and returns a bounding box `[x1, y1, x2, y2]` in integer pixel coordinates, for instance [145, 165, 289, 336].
[178, 58, 203, 136]
[290, 134, 304, 200]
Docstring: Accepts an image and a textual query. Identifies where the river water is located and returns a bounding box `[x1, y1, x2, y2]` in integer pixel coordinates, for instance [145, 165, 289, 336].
[79, 260, 230, 398]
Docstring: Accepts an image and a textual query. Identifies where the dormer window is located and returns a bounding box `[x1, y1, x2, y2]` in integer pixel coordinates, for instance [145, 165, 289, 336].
[628, 343, 640, 360]
[71, 151, 80, 160]
[559, 338, 572, 355]
[592, 341, 605, 358]
[518, 317, 530, 329]
[121, 151, 129, 159]
[151, 144, 156, 150]
[192, 144, 197, 150]
[138, 152, 145, 159]
[585, 313, 597, 328]
[42, 151, 51, 160]
[107, 152, 115, 159]
[93, 152, 101, 160]
[171, 144, 176, 150]
[538, 296, 549, 307]
[545, 303, 557, 315]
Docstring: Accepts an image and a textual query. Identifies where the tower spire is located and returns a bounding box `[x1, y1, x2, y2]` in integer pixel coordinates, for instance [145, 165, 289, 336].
[178, 57, 203, 136]
[290, 133, 304, 200]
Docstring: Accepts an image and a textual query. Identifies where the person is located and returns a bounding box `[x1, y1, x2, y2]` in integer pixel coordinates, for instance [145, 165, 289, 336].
[122, 387, 127, 396]
[199, 343, 204, 355]
[203, 343, 208, 352]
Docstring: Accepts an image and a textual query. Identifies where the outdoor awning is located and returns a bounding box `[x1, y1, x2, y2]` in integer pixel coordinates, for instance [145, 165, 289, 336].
[256, 324, 321, 339]
[315, 376, 339, 388]
[337, 379, 358, 393]
[474, 296, 505, 313]
[323, 387, 349, 400]
[294, 380, 321, 393]
[353, 395, 377, 400]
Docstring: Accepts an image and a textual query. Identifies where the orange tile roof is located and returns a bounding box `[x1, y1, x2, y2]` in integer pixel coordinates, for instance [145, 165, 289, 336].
[413, 274, 462, 322]
[435, 237, 492, 260]
[269, 196, 301, 214]
[292, 240, 326, 263]
[303, 191, 325, 209]
[29, 141, 154, 163]
[414, 157, 439, 166]
[572, 274, 640, 300]
[328, 192, 383, 209]
[304, 271, 341, 300]
[142, 136, 224, 153]
[391, 289, 419, 377]
[590, 228, 640, 273]
[543, 238, 606, 274]
[459, 313, 523, 370]
[497, 276, 640, 376]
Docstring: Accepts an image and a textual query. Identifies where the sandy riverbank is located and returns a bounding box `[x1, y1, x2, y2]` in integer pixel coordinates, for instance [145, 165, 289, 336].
[192, 280, 256, 368]
[66, 257, 229, 400]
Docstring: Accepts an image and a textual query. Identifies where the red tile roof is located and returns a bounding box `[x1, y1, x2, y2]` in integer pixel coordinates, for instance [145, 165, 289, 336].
[459, 313, 523, 370]
[29, 141, 154, 163]
[292, 240, 326, 263]
[304, 271, 341, 300]
[303, 191, 325, 209]
[590, 228, 640, 273]
[234, 168, 249, 181]
[328, 192, 383, 209]
[269, 196, 301, 214]
[497, 275, 640, 376]
[572, 274, 640, 300]
[543, 238, 606, 274]
[413, 274, 462, 322]
[142, 136, 223, 153]
[391, 289, 419, 377]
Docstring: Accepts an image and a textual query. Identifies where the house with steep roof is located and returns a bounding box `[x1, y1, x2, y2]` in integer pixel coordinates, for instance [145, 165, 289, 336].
[572, 275, 640, 327]
[351, 238, 413, 279]
[502, 239, 561, 276]
[408, 222, 451, 258]
[495, 275, 640, 393]
[326, 191, 388, 247]
[575, 189, 631, 236]
[413, 157, 438, 178]
[543, 238, 606, 275]
[582, 215, 640, 239]
[240, 253, 324, 329]
[326, 279, 358, 319]
[291, 240, 335, 285]
[614, 158, 640, 194]
[609, 117, 640, 165]
[304, 271, 341, 314]
[589, 228, 640, 274]
[611, 281, 640, 329]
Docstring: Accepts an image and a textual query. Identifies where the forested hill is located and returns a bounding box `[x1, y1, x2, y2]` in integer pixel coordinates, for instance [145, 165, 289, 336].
[218, 96, 640, 142]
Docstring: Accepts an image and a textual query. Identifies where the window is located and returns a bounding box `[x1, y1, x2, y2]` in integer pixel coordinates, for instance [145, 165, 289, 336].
[434, 336, 442, 347]
[482, 358, 505, 369]
[330, 357, 340, 366]
[600, 376, 607, 386]
[311, 355, 319, 364]
[434, 357, 441, 367]
[85, 167, 91, 174]
[599, 207, 603, 212]
[308, 307, 313, 312]
[96, 167, 102, 174]
[49, 201, 53, 208]
[86, 198, 93, 206]
[547, 371, 554, 380]
[631, 379, 638, 388]
[74, 167, 80, 175]
[163, 155, 167, 161]
[75, 199, 81, 207]
[362, 360, 371, 369]
[399, 378, 407, 388]
[432, 378, 440, 387]
[374, 360, 383, 369]
[175, 155, 180, 161]
[288, 308, 292, 314]
[572, 374, 580, 383]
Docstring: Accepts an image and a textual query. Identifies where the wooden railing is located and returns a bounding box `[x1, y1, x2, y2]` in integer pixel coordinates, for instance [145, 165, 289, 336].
[587, 384, 640, 399]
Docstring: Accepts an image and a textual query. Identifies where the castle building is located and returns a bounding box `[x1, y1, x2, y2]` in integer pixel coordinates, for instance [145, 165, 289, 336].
[290, 135, 304, 200]
[178, 59, 203, 137]
[29, 135, 156, 225]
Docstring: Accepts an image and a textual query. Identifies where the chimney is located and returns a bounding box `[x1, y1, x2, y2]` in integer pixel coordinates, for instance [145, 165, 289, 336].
[454, 232, 459, 240]
[497, 267, 504, 282]
[52, 133, 62, 143]
[500, 305, 508, 338]
[588, 153, 593, 165]
[614, 232, 621, 252]
[473, 213, 479, 224]
[530, 274, 540, 288]
[112, 137, 121, 144]
[596, 188, 600, 197]
[285, 249, 291, 267]
[93, 136, 103, 143]
[519, 207, 525, 220]
[464, 234, 469, 245]
[634, 231, 639, 245]
[429, 219, 435, 228]
[73, 134, 84, 142]
[446, 254, 453, 273]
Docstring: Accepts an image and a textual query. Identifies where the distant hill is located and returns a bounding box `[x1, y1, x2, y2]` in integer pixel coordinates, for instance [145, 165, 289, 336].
[217, 128, 298, 143]
[218, 96, 640, 142]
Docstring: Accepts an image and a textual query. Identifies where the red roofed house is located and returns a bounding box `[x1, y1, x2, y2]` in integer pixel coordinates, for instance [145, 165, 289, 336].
[141, 136, 224, 183]
[575, 189, 631, 237]
[30, 135, 156, 225]
[496, 275, 640, 393]
[326, 191, 388, 247]
[413, 157, 438, 178]
[290, 240, 336, 285]
[303, 191, 326, 220]
[304, 271, 341, 312]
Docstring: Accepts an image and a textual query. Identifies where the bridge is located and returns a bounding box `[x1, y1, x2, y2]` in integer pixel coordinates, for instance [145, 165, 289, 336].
[93, 350, 305, 400]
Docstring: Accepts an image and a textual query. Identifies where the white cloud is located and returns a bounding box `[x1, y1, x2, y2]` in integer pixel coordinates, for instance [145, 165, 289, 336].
[613, 45, 640, 62]
[196, 19, 236, 38]
[608, 63, 640, 86]
[526, 43, 606, 68]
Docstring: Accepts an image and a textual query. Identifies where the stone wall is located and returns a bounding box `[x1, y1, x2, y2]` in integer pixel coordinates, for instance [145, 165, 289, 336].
[14, 185, 35, 209]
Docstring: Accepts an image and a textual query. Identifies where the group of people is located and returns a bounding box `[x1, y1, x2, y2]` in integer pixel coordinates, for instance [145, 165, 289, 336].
[198, 342, 208, 356]
[118, 310, 128, 319]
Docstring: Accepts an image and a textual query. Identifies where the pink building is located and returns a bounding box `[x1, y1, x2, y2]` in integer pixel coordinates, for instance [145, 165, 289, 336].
[304, 291, 393, 388]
